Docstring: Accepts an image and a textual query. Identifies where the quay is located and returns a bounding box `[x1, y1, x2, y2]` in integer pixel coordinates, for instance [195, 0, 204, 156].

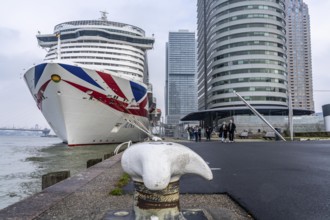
[1, 139, 330, 219]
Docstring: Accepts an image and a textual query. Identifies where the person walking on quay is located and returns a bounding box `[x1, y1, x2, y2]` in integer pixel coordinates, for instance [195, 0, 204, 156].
[219, 122, 228, 142]
[198, 126, 202, 141]
[194, 126, 199, 142]
[186, 126, 190, 141]
[189, 127, 194, 140]
[205, 126, 211, 141]
[228, 120, 236, 142]
[186, 126, 193, 141]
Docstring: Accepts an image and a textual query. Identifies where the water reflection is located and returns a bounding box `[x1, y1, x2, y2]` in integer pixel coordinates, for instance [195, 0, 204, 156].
[35, 142, 116, 176]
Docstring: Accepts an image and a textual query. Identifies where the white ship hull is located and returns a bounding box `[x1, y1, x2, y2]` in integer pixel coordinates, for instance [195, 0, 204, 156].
[24, 60, 149, 146]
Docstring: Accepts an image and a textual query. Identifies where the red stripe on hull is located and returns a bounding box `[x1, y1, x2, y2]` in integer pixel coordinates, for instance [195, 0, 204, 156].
[36, 80, 51, 110]
[63, 80, 148, 117]
[96, 71, 127, 100]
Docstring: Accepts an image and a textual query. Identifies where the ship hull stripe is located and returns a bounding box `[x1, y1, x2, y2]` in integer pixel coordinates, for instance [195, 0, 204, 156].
[59, 63, 104, 90]
[34, 63, 47, 88]
[36, 80, 51, 110]
[96, 71, 127, 100]
[63, 80, 148, 117]
[130, 81, 147, 102]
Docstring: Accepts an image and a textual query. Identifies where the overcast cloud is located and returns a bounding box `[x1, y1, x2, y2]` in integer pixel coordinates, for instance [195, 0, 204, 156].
[0, 0, 328, 129]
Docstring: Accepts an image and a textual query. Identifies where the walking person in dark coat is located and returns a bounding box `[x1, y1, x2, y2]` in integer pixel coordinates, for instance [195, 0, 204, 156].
[228, 120, 236, 142]
[194, 126, 199, 142]
[189, 127, 194, 140]
[205, 127, 211, 141]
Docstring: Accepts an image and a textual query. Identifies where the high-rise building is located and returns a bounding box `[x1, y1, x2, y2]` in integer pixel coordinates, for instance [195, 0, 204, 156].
[197, 0, 288, 111]
[165, 30, 197, 124]
[286, 0, 314, 111]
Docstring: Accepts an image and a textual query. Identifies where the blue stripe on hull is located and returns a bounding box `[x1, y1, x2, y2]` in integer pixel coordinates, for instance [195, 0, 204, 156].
[34, 63, 47, 87]
[130, 81, 147, 102]
[59, 64, 104, 90]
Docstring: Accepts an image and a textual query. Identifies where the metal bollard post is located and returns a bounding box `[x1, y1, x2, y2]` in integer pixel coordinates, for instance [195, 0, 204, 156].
[121, 142, 213, 219]
[133, 180, 181, 219]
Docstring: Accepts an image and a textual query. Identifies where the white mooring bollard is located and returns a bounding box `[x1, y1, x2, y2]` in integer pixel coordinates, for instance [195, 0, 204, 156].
[121, 141, 213, 220]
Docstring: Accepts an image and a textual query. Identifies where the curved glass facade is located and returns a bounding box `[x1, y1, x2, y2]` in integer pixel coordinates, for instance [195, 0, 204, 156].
[197, 0, 288, 110]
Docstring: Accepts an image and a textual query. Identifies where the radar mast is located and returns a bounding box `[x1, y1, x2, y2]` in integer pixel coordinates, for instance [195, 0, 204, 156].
[100, 11, 108, 21]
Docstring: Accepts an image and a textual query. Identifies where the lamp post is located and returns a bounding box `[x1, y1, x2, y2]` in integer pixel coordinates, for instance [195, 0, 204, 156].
[160, 116, 164, 137]
[288, 92, 293, 141]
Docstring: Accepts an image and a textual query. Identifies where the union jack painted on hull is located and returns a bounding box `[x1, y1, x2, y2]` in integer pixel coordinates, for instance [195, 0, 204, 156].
[24, 60, 149, 146]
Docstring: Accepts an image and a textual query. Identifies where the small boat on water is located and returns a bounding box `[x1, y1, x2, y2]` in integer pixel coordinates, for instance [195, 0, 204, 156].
[24, 13, 155, 146]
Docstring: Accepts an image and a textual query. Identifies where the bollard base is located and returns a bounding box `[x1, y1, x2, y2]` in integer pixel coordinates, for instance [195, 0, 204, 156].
[103, 209, 209, 220]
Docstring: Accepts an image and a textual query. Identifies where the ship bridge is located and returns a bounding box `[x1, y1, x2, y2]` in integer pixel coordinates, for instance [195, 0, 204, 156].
[37, 29, 154, 49]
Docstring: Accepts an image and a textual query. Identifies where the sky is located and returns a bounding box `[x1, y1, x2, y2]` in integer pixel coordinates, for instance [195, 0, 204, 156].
[0, 0, 329, 129]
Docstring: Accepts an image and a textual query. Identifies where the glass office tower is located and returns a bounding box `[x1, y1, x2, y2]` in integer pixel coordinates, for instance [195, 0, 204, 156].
[197, 0, 288, 110]
[286, 0, 314, 112]
[165, 30, 197, 124]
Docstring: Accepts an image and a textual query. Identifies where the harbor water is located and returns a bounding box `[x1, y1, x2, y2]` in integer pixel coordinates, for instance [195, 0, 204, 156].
[0, 135, 117, 210]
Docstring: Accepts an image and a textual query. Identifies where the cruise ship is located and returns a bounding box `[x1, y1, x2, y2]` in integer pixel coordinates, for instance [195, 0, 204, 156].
[24, 13, 155, 146]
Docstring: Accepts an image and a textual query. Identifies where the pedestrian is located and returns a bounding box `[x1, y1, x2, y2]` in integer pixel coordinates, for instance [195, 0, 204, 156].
[219, 122, 228, 142]
[194, 126, 199, 142]
[186, 126, 191, 141]
[228, 120, 236, 142]
[198, 126, 202, 141]
[205, 127, 211, 140]
[207, 126, 213, 140]
[189, 127, 194, 140]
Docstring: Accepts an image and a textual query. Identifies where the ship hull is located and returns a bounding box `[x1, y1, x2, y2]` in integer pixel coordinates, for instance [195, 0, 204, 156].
[24, 61, 149, 146]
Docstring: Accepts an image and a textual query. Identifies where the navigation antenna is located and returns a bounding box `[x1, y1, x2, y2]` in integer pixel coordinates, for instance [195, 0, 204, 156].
[100, 11, 108, 21]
